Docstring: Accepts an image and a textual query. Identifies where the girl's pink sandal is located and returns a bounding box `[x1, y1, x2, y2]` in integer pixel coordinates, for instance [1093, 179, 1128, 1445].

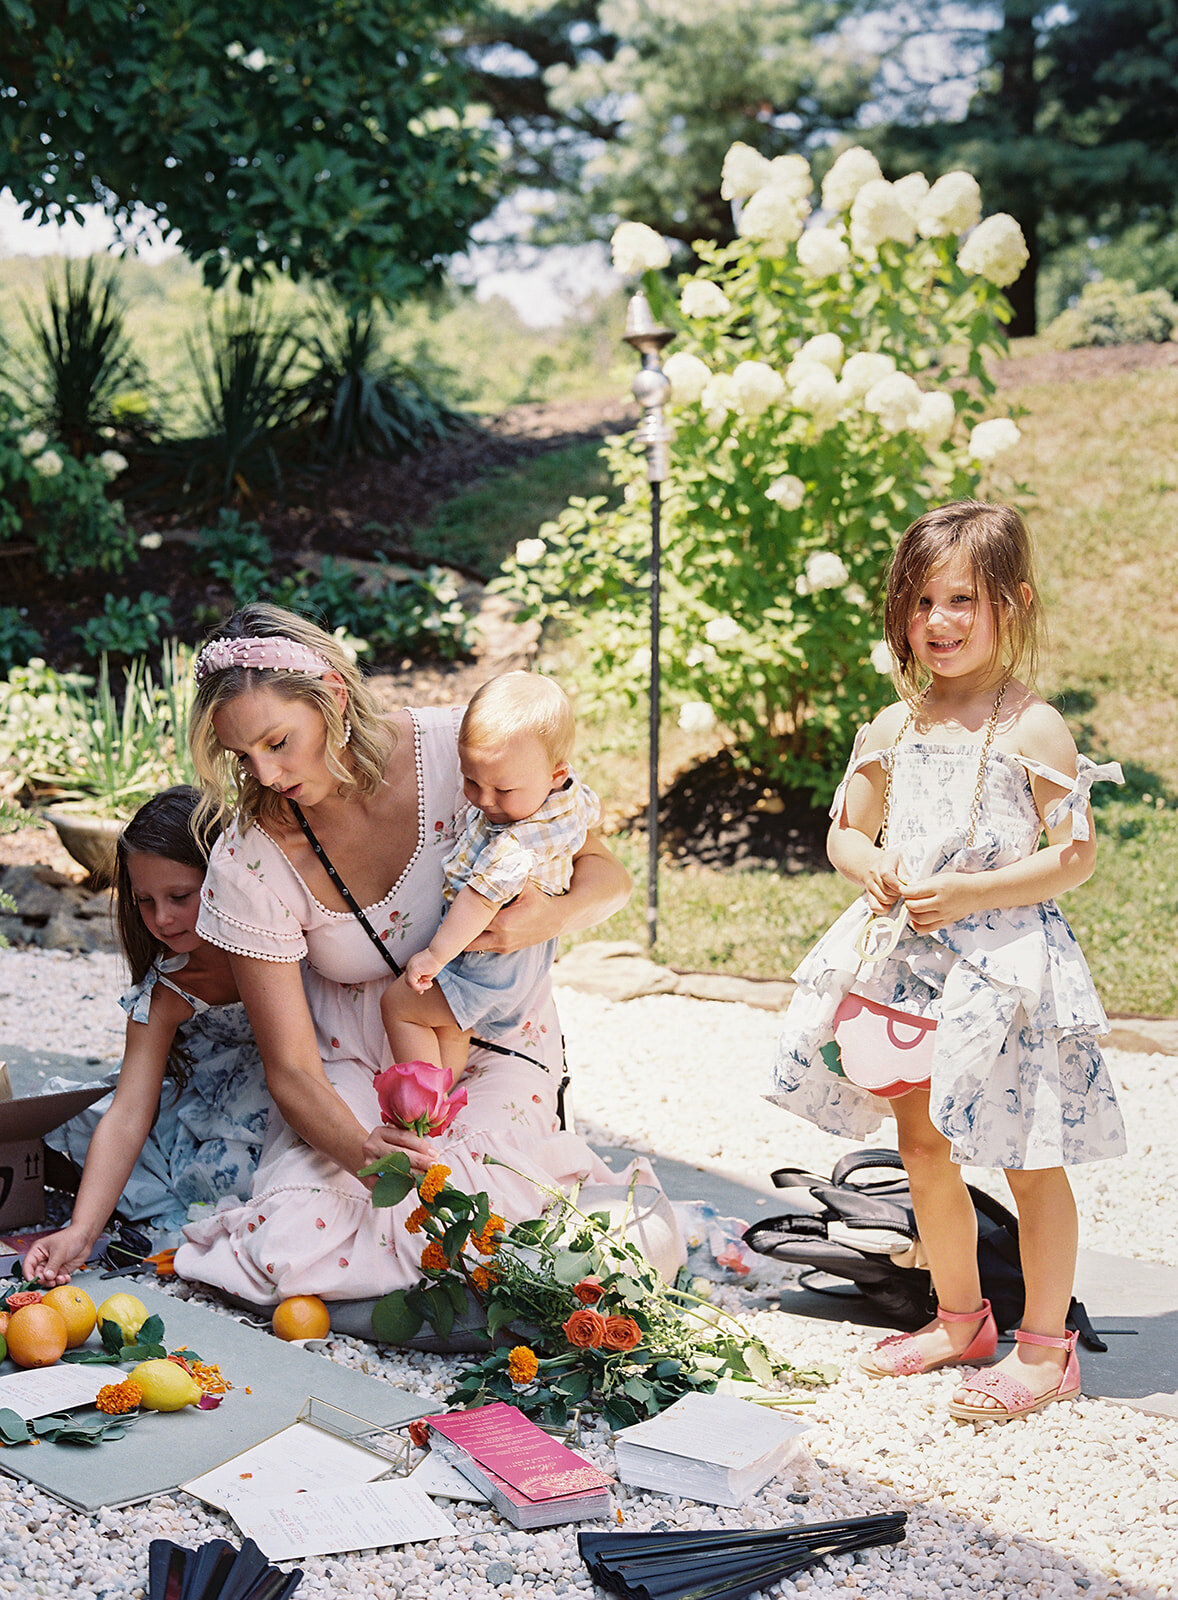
[947, 1328, 1081, 1422]
[857, 1299, 998, 1378]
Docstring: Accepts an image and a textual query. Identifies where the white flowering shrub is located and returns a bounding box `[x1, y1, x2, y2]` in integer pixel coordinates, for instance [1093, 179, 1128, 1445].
[499, 147, 1027, 798]
[0, 400, 134, 577]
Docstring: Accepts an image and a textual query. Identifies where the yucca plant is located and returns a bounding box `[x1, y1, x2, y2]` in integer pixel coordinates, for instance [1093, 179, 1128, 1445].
[7, 258, 149, 457]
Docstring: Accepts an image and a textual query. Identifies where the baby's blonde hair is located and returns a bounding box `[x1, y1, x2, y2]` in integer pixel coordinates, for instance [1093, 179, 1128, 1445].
[883, 499, 1043, 696]
[459, 671, 575, 767]
[190, 602, 391, 834]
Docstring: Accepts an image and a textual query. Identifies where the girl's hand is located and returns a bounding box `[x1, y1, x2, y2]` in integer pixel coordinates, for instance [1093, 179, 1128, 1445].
[864, 848, 905, 916]
[23, 1225, 95, 1287]
[359, 1121, 437, 1183]
[901, 871, 981, 933]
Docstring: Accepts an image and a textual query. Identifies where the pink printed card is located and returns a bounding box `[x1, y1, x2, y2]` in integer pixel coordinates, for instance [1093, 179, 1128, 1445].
[427, 1403, 613, 1504]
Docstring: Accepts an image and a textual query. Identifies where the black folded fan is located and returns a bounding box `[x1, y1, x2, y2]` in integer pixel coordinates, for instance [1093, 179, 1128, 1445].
[147, 1537, 303, 1600]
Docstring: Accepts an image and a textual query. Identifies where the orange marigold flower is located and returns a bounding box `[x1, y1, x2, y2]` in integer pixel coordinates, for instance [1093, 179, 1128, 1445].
[420, 1240, 449, 1273]
[96, 1380, 142, 1415]
[474, 1213, 506, 1254]
[419, 1164, 451, 1204]
[404, 1205, 429, 1236]
[471, 1265, 492, 1293]
[192, 1361, 231, 1396]
[507, 1345, 539, 1386]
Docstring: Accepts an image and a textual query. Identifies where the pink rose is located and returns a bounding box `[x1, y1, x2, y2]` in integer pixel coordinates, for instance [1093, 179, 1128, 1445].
[374, 1059, 468, 1137]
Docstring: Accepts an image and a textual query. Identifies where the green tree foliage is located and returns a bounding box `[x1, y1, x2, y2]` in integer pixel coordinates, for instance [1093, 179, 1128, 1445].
[459, 0, 874, 247]
[0, 0, 497, 308]
[865, 0, 1178, 334]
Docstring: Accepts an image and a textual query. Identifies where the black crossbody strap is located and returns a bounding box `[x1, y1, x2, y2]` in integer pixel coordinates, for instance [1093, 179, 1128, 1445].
[288, 802, 563, 1094]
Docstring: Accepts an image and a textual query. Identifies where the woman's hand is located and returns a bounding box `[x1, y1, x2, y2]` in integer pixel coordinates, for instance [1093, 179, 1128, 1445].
[467, 882, 557, 955]
[901, 871, 981, 933]
[23, 1225, 95, 1287]
[359, 1121, 438, 1183]
[863, 847, 905, 916]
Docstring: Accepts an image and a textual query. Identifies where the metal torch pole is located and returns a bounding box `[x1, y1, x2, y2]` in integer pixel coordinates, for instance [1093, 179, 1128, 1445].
[623, 291, 673, 949]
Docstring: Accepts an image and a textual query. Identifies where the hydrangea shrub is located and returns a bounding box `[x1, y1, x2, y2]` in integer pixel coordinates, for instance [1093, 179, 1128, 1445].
[0, 402, 133, 577]
[497, 145, 1028, 799]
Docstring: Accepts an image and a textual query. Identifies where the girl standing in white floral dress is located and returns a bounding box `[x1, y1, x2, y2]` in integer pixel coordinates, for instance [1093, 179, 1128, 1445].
[770, 500, 1125, 1421]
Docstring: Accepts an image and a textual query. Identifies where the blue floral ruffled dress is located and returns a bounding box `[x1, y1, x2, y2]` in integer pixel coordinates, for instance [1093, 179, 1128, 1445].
[769, 727, 1127, 1170]
[44, 954, 270, 1239]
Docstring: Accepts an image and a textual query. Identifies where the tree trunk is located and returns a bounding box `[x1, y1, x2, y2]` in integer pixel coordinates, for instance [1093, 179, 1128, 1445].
[997, 1, 1040, 336]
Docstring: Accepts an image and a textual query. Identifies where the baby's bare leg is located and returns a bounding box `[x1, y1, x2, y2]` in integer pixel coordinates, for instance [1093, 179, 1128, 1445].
[380, 975, 472, 1079]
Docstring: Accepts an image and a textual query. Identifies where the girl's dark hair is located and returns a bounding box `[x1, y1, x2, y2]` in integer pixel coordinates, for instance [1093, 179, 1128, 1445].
[114, 786, 221, 1091]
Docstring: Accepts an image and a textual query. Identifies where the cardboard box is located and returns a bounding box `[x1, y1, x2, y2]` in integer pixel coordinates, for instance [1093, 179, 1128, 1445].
[0, 1063, 108, 1228]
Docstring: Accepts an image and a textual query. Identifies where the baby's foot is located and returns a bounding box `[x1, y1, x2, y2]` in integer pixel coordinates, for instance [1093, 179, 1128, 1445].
[858, 1307, 992, 1377]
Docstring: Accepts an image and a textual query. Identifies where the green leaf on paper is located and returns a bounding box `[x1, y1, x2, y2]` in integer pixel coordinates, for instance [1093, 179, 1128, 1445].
[60, 1349, 122, 1365]
[0, 1408, 33, 1444]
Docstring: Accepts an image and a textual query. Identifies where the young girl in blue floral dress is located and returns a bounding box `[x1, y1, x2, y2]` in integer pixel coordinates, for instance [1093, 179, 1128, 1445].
[26, 788, 269, 1284]
[771, 499, 1125, 1421]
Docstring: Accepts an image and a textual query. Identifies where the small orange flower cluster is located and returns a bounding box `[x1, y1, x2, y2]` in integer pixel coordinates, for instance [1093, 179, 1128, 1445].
[472, 1214, 506, 1256]
[419, 1164, 451, 1204]
[507, 1345, 539, 1386]
[404, 1205, 429, 1236]
[420, 1240, 449, 1273]
[96, 1380, 142, 1415]
[192, 1361, 230, 1396]
[470, 1265, 497, 1293]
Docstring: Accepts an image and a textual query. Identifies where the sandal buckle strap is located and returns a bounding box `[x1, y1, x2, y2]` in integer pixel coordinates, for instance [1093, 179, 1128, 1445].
[1014, 1328, 1078, 1351]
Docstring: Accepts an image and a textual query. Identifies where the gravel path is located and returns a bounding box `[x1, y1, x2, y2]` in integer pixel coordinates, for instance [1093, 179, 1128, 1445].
[0, 950, 1174, 1600]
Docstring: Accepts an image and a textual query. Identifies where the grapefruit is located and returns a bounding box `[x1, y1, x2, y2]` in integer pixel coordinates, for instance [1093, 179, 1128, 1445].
[272, 1295, 331, 1341]
[6, 1303, 68, 1368]
[128, 1358, 201, 1411]
[96, 1292, 149, 1343]
[41, 1285, 97, 1349]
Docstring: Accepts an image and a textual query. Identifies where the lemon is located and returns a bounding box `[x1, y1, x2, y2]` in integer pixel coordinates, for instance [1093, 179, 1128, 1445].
[128, 1357, 202, 1411]
[96, 1293, 149, 1343]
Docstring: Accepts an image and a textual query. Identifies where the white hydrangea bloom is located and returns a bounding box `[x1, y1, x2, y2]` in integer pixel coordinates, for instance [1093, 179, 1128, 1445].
[623, 480, 647, 504]
[242, 47, 268, 71]
[732, 360, 786, 416]
[918, 171, 982, 238]
[957, 213, 1029, 287]
[514, 537, 547, 565]
[870, 639, 894, 675]
[765, 474, 806, 511]
[139, 531, 163, 550]
[790, 363, 843, 431]
[32, 449, 64, 478]
[701, 372, 739, 421]
[664, 351, 712, 404]
[737, 186, 809, 251]
[611, 221, 672, 275]
[18, 429, 48, 457]
[968, 417, 1022, 461]
[704, 615, 742, 645]
[804, 550, 850, 591]
[679, 279, 731, 318]
[864, 371, 925, 434]
[845, 583, 867, 607]
[796, 227, 850, 278]
[97, 450, 128, 479]
[797, 333, 844, 374]
[914, 390, 956, 446]
[720, 141, 773, 200]
[892, 172, 929, 213]
[821, 147, 883, 212]
[685, 644, 717, 668]
[766, 153, 812, 201]
[850, 179, 919, 254]
[678, 701, 717, 734]
[840, 350, 897, 399]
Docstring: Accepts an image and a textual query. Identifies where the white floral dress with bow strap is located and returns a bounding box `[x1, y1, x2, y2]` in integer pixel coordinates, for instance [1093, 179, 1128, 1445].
[769, 727, 1127, 1170]
[174, 706, 664, 1305]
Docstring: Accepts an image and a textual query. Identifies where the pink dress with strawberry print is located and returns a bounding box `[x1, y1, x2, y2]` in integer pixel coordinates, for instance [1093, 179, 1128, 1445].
[174, 706, 656, 1305]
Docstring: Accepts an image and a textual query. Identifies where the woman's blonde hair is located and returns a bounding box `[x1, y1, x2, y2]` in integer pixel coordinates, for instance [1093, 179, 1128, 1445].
[883, 499, 1043, 696]
[460, 671, 575, 766]
[190, 602, 391, 833]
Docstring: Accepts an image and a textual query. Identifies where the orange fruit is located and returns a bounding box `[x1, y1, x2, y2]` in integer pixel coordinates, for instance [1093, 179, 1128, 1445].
[6, 1303, 68, 1368]
[41, 1285, 97, 1349]
[0, 1311, 9, 1337]
[272, 1295, 330, 1341]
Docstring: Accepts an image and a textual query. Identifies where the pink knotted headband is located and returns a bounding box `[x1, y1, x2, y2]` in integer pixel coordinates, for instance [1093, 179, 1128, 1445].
[193, 635, 332, 683]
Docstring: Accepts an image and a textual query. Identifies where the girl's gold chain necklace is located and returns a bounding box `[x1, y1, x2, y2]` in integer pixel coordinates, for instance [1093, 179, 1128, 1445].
[881, 679, 1010, 850]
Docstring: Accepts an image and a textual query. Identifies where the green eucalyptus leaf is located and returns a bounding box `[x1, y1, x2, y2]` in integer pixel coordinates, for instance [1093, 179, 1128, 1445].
[552, 1250, 594, 1285]
[0, 1408, 33, 1444]
[371, 1166, 416, 1208]
[371, 1291, 424, 1345]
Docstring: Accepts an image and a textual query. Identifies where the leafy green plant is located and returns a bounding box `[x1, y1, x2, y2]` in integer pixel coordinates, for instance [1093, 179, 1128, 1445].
[274, 558, 473, 659]
[498, 150, 1028, 799]
[193, 509, 274, 604]
[0, 606, 44, 675]
[75, 592, 175, 661]
[3, 257, 149, 457]
[298, 302, 461, 462]
[1044, 278, 1178, 349]
[0, 398, 136, 576]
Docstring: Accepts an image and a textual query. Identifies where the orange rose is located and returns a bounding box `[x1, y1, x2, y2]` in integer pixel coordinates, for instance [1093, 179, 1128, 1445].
[562, 1308, 607, 1348]
[601, 1315, 642, 1353]
[573, 1277, 604, 1305]
[408, 1419, 431, 1449]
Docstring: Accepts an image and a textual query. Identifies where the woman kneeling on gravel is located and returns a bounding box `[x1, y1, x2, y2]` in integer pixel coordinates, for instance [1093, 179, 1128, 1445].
[172, 603, 673, 1305]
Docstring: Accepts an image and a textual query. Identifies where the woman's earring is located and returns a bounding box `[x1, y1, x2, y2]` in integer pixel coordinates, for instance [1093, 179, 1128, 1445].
[340, 716, 353, 749]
